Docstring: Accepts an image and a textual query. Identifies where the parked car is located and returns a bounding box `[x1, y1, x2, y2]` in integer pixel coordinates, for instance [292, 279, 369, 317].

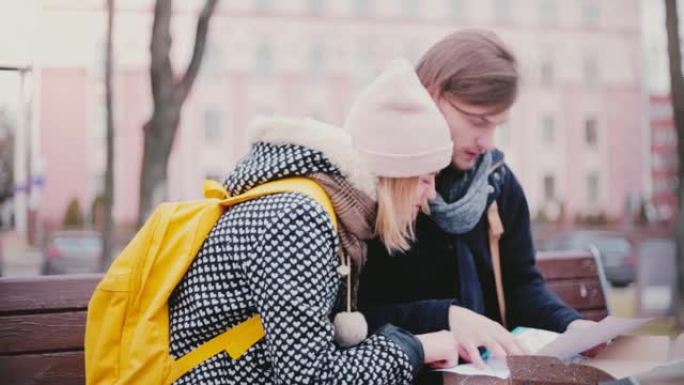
[538, 230, 635, 287]
[635, 238, 676, 316]
[42, 230, 103, 275]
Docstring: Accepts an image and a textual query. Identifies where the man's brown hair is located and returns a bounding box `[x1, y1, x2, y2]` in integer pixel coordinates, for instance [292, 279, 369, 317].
[416, 29, 519, 114]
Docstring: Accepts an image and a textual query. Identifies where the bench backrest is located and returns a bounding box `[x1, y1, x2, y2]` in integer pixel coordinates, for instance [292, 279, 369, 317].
[536, 248, 611, 321]
[0, 274, 100, 385]
[0, 249, 610, 384]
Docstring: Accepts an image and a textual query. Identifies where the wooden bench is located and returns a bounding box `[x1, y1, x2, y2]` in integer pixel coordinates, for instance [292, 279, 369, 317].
[0, 249, 610, 385]
[536, 248, 611, 322]
[0, 274, 100, 385]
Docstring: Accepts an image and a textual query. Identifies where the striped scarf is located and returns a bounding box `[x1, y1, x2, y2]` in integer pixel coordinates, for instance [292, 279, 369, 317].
[308, 173, 376, 310]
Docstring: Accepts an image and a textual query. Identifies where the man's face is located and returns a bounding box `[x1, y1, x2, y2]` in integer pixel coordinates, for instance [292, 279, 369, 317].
[435, 95, 510, 171]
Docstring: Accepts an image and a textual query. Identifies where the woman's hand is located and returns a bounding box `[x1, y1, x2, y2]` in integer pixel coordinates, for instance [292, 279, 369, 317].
[415, 330, 460, 369]
[448, 306, 530, 368]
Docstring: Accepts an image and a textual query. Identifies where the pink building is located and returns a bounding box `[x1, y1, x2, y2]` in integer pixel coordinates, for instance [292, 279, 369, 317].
[16, 0, 649, 231]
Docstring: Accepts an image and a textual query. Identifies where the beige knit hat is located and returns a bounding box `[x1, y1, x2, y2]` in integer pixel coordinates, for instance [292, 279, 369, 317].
[344, 58, 453, 178]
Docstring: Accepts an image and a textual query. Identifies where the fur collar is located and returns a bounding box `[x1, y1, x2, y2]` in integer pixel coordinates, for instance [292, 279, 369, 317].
[248, 116, 377, 199]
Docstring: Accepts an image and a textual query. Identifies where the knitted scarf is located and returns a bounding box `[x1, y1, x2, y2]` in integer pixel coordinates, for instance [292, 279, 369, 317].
[429, 151, 494, 234]
[308, 173, 376, 310]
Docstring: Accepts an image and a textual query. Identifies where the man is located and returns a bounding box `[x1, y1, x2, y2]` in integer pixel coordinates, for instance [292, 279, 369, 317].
[358, 29, 594, 368]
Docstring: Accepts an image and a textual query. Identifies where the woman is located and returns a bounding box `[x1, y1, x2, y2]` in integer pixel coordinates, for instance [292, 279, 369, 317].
[168, 59, 457, 384]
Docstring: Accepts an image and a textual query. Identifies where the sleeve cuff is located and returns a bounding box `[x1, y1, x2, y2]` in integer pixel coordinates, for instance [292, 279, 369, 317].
[376, 324, 424, 377]
[560, 312, 584, 332]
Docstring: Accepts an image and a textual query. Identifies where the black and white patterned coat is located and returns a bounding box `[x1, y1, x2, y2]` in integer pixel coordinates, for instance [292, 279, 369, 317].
[169, 117, 423, 385]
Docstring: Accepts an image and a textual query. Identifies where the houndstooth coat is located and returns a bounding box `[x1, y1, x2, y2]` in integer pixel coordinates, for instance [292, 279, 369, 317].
[169, 117, 423, 385]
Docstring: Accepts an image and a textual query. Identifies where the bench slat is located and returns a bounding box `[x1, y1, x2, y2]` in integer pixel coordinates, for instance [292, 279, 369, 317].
[536, 255, 598, 280]
[546, 278, 607, 311]
[0, 311, 87, 354]
[581, 309, 609, 322]
[0, 351, 84, 385]
[0, 275, 100, 314]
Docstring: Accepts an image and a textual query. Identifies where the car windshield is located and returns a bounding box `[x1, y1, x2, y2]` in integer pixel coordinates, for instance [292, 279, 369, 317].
[560, 234, 631, 255]
[52, 236, 102, 250]
[587, 237, 630, 254]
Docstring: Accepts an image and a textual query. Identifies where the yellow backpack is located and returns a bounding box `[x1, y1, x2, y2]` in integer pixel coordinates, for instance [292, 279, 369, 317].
[85, 177, 337, 385]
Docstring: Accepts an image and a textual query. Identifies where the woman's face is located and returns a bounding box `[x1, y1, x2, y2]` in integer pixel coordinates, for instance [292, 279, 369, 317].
[413, 174, 437, 214]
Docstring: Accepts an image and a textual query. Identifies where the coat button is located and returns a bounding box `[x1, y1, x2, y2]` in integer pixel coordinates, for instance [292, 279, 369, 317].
[493, 172, 501, 180]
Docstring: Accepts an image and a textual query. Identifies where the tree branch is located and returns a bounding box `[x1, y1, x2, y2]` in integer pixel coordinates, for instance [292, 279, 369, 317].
[102, 0, 116, 270]
[150, 0, 174, 104]
[175, 0, 219, 103]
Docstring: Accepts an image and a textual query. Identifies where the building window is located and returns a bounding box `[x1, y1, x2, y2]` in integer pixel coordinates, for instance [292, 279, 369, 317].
[255, 105, 274, 115]
[204, 110, 222, 142]
[353, 45, 373, 85]
[94, 103, 106, 140]
[309, 42, 325, 78]
[581, 0, 600, 27]
[309, 109, 327, 122]
[202, 42, 222, 77]
[652, 154, 665, 171]
[495, 122, 511, 147]
[254, 0, 273, 12]
[95, 173, 105, 196]
[403, 44, 419, 63]
[540, 59, 554, 87]
[353, 0, 373, 16]
[654, 128, 677, 145]
[402, 0, 419, 17]
[494, 0, 510, 22]
[205, 173, 223, 182]
[542, 115, 555, 144]
[651, 102, 673, 120]
[585, 117, 598, 146]
[586, 172, 599, 203]
[255, 42, 273, 77]
[448, 0, 466, 18]
[539, 0, 557, 25]
[308, 0, 326, 14]
[583, 54, 599, 87]
[94, 39, 106, 78]
[543, 174, 556, 201]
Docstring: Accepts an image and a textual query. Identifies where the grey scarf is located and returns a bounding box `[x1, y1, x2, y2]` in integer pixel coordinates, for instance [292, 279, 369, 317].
[429, 151, 494, 234]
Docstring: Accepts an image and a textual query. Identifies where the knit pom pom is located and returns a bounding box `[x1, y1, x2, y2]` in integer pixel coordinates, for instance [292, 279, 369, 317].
[333, 311, 368, 347]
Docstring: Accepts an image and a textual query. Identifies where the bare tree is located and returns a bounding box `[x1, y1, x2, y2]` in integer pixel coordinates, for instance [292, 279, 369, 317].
[101, 0, 116, 271]
[137, 0, 219, 226]
[0, 110, 13, 206]
[665, 0, 684, 326]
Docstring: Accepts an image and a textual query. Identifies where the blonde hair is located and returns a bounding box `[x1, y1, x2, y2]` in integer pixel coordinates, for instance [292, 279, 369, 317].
[375, 176, 427, 254]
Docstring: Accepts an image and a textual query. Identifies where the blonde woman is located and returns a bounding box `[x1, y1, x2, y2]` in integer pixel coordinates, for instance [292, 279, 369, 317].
[168, 59, 457, 385]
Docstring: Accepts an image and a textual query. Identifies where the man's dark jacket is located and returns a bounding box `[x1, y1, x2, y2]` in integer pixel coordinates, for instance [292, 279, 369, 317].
[358, 150, 581, 335]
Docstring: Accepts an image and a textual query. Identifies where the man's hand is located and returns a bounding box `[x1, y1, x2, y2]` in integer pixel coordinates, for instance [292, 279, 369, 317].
[566, 319, 606, 357]
[448, 306, 530, 368]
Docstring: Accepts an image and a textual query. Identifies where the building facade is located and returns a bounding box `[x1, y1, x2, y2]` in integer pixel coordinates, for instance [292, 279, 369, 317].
[4, 0, 649, 232]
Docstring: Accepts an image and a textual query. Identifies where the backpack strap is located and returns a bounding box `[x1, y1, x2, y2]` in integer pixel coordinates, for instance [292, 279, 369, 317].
[166, 177, 338, 384]
[487, 201, 507, 329]
[486, 158, 507, 329]
[166, 315, 265, 384]
[204, 177, 338, 229]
